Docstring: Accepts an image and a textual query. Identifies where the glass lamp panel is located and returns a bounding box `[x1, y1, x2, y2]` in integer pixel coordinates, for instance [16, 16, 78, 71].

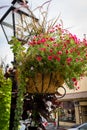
[14, 11, 35, 41]
[1, 11, 13, 41]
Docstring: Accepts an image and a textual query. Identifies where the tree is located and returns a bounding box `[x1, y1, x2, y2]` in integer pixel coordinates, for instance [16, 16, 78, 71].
[0, 67, 12, 130]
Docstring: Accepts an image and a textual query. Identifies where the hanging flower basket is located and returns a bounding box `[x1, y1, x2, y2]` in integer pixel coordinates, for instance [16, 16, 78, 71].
[9, 0, 87, 91]
[13, 22, 87, 93]
[25, 72, 64, 93]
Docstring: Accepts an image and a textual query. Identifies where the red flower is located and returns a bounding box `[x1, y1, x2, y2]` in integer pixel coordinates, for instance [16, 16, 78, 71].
[36, 56, 42, 61]
[37, 40, 41, 44]
[76, 86, 80, 90]
[66, 57, 72, 63]
[85, 42, 87, 46]
[54, 55, 60, 61]
[72, 77, 77, 82]
[41, 38, 46, 43]
[66, 50, 68, 54]
[49, 49, 53, 53]
[76, 58, 79, 62]
[49, 37, 55, 41]
[29, 41, 36, 46]
[39, 48, 46, 51]
[77, 86, 80, 89]
[44, 44, 49, 47]
[80, 58, 83, 61]
[56, 57, 60, 61]
[74, 82, 78, 86]
[49, 29, 55, 33]
[53, 43, 58, 47]
[57, 51, 62, 55]
[69, 34, 80, 44]
[48, 56, 53, 60]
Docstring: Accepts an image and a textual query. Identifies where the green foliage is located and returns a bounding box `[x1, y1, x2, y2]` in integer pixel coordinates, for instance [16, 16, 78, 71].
[0, 68, 12, 130]
[9, 37, 25, 63]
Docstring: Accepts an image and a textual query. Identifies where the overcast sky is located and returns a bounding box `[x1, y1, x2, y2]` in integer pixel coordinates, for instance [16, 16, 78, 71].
[0, 0, 87, 66]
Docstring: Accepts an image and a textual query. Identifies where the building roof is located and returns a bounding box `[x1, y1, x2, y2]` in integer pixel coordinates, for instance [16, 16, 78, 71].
[59, 91, 87, 101]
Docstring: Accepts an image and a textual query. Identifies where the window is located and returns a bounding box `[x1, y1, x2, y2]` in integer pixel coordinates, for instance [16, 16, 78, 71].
[59, 101, 75, 122]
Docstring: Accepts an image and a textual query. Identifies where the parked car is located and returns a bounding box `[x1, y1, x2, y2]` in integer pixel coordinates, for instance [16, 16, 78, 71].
[42, 117, 56, 127]
[68, 123, 87, 130]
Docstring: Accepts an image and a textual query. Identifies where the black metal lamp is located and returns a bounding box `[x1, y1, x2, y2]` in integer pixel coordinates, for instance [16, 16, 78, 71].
[0, 0, 38, 43]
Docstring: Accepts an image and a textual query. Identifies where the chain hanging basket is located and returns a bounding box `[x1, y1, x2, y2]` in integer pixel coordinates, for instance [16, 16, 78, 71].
[25, 72, 64, 94]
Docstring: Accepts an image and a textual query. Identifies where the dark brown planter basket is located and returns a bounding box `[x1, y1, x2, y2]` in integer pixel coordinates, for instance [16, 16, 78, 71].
[26, 72, 64, 94]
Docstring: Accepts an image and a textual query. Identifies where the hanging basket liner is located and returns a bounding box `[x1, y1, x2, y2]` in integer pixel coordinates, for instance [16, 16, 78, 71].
[25, 72, 64, 94]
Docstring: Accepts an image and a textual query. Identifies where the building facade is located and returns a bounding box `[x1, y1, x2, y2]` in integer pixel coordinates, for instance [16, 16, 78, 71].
[59, 77, 87, 127]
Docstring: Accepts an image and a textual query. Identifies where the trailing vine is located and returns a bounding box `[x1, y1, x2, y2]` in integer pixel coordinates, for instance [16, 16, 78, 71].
[9, 37, 26, 130]
[12, 72, 26, 130]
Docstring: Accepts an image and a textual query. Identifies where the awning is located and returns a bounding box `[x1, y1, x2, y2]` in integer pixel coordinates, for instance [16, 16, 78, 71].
[59, 91, 87, 101]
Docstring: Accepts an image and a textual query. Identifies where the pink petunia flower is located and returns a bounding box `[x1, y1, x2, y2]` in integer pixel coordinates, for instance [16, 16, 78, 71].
[41, 38, 46, 43]
[48, 56, 53, 60]
[49, 49, 53, 53]
[57, 51, 62, 55]
[66, 50, 68, 54]
[72, 77, 77, 82]
[76, 58, 79, 62]
[54, 55, 60, 61]
[66, 57, 72, 63]
[39, 48, 46, 51]
[36, 56, 42, 61]
[49, 37, 55, 41]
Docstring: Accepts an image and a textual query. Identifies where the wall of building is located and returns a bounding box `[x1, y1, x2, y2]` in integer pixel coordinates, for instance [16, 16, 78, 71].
[64, 77, 87, 94]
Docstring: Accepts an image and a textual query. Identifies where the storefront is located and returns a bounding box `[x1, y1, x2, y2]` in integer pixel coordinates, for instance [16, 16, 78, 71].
[58, 91, 87, 127]
[59, 101, 75, 122]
